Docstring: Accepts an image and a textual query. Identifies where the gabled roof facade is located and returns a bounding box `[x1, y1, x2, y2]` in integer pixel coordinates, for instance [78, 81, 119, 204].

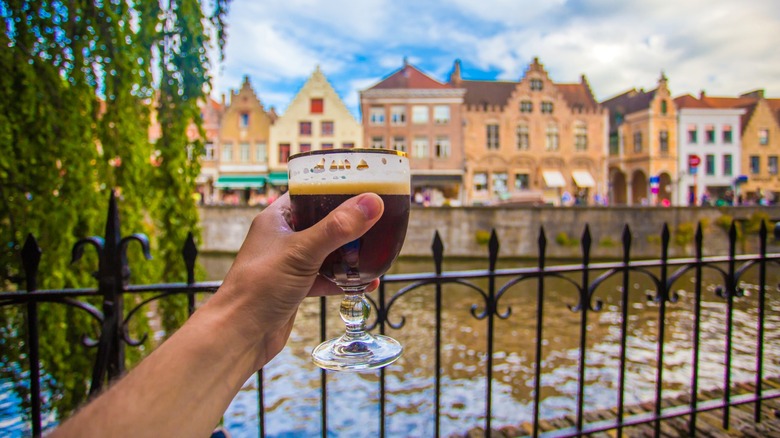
[367, 59, 451, 90]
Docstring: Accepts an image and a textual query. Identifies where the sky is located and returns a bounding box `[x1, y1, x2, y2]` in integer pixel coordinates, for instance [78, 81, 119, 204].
[210, 0, 780, 119]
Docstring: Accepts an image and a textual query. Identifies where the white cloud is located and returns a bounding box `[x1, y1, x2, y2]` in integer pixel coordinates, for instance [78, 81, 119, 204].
[212, 0, 780, 115]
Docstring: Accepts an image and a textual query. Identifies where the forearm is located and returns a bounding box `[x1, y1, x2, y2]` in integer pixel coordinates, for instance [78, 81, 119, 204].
[51, 289, 266, 437]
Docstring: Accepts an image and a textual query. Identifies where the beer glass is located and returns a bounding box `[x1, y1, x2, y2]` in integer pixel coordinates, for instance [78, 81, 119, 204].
[288, 148, 410, 371]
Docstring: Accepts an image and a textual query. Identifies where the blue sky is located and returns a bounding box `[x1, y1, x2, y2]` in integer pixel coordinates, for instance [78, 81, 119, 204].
[210, 0, 780, 119]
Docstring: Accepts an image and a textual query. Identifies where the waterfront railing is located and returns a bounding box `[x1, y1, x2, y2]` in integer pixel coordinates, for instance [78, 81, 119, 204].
[2, 193, 779, 437]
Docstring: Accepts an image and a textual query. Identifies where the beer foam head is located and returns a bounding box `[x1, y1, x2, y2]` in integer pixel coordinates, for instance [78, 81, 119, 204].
[288, 149, 410, 195]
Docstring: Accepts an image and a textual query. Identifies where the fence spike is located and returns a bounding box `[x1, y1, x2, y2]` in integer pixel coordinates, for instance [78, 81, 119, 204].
[695, 222, 703, 259]
[581, 224, 592, 263]
[22, 234, 42, 291]
[431, 231, 444, 275]
[488, 229, 499, 271]
[183, 232, 198, 285]
[622, 225, 632, 263]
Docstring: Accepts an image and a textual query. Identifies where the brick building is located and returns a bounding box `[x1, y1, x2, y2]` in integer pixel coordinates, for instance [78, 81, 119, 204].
[453, 58, 608, 206]
[602, 74, 678, 205]
[361, 59, 467, 206]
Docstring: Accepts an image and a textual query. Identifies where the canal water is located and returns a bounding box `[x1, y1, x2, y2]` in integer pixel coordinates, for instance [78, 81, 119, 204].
[2, 254, 777, 437]
[202, 254, 780, 438]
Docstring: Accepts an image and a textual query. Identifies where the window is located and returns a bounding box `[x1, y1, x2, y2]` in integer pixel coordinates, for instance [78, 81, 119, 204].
[705, 154, 715, 175]
[321, 143, 333, 150]
[435, 136, 450, 158]
[770, 156, 779, 175]
[723, 125, 733, 143]
[240, 142, 250, 162]
[392, 136, 406, 152]
[256, 142, 267, 163]
[222, 143, 233, 161]
[661, 100, 668, 115]
[412, 105, 428, 124]
[321, 121, 334, 136]
[688, 124, 698, 143]
[759, 128, 769, 145]
[520, 100, 533, 113]
[491, 172, 508, 195]
[515, 173, 530, 190]
[341, 142, 354, 149]
[310, 98, 324, 114]
[390, 106, 406, 125]
[239, 112, 249, 128]
[371, 136, 385, 149]
[750, 156, 760, 174]
[633, 131, 643, 153]
[299, 143, 311, 154]
[723, 154, 733, 176]
[575, 123, 588, 151]
[659, 130, 669, 154]
[412, 136, 429, 158]
[369, 107, 385, 125]
[279, 143, 290, 164]
[434, 105, 450, 124]
[546, 124, 559, 151]
[609, 134, 619, 156]
[530, 79, 543, 91]
[474, 172, 488, 191]
[705, 125, 715, 144]
[204, 143, 215, 161]
[541, 102, 554, 114]
[516, 124, 529, 150]
[299, 121, 312, 136]
[486, 124, 499, 150]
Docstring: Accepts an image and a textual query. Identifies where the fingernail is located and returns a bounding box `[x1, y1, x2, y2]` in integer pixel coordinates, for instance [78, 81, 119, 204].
[356, 194, 382, 220]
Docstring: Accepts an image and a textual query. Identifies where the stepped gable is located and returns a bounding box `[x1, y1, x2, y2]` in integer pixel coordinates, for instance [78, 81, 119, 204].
[557, 75, 600, 112]
[368, 59, 450, 90]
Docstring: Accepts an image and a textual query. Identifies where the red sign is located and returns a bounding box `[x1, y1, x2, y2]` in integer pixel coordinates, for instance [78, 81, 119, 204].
[689, 155, 701, 167]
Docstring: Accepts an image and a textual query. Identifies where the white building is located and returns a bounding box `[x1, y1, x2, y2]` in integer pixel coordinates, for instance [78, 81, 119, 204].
[269, 66, 363, 175]
[674, 94, 745, 205]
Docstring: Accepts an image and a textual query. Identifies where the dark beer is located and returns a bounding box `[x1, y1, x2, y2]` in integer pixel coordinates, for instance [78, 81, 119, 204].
[290, 187, 410, 286]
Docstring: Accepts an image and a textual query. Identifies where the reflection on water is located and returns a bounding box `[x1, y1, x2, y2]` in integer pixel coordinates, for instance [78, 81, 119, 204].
[203, 254, 780, 438]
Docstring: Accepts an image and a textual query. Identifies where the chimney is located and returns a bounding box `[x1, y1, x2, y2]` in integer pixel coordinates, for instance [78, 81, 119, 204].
[699, 90, 706, 99]
[449, 59, 462, 85]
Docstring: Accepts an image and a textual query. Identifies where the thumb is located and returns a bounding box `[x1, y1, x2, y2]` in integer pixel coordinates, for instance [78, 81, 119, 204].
[297, 193, 384, 262]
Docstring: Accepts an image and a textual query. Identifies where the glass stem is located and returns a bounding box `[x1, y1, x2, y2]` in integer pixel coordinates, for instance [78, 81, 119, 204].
[339, 286, 370, 338]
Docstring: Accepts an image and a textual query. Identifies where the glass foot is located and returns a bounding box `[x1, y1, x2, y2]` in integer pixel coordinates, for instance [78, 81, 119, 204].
[312, 332, 402, 371]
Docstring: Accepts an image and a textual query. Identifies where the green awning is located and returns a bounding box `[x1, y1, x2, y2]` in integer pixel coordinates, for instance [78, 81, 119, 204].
[214, 175, 266, 188]
[268, 172, 288, 186]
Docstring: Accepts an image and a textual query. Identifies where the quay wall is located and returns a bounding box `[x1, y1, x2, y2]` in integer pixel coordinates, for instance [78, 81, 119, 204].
[198, 205, 780, 259]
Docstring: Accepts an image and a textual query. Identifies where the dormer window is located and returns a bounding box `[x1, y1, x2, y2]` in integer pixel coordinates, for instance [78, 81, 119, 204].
[310, 98, 324, 114]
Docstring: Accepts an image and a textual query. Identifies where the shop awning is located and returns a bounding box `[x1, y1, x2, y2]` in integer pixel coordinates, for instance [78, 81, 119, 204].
[571, 170, 596, 188]
[268, 172, 289, 186]
[542, 170, 566, 188]
[214, 175, 266, 188]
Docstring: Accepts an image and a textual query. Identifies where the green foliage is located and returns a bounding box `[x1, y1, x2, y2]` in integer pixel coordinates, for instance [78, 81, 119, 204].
[673, 222, 696, 247]
[744, 211, 772, 235]
[555, 231, 579, 247]
[646, 234, 662, 245]
[0, 0, 229, 419]
[475, 230, 491, 245]
[599, 236, 617, 247]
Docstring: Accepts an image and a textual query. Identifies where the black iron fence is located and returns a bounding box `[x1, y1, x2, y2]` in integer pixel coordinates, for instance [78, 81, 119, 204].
[2, 194, 780, 437]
